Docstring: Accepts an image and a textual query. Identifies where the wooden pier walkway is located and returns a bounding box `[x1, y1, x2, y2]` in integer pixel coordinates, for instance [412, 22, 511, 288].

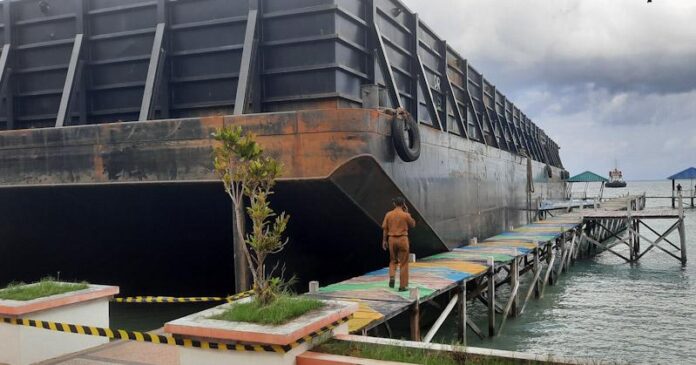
[309, 193, 687, 342]
[310, 215, 582, 337]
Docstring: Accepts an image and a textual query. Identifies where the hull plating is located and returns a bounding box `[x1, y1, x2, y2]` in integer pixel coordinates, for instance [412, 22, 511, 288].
[0, 109, 565, 293]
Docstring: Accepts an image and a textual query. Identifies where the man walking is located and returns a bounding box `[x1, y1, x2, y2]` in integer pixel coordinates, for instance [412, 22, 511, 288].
[382, 197, 416, 291]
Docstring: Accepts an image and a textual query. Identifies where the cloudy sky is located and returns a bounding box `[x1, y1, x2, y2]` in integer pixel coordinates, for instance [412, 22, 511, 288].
[405, 0, 696, 180]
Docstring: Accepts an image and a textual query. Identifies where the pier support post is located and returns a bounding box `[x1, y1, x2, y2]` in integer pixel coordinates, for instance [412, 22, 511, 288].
[510, 254, 519, 317]
[556, 235, 568, 276]
[540, 250, 556, 298]
[627, 200, 635, 262]
[680, 220, 687, 265]
[678, 192, 687, 265]
[487, 257, 496, 337]
[457, 283, 467, 345]
[633, 220, 641, 260]
[409, 288, 421, 341]
[533, 248, 540, 298]
[546, 242, 556, 286]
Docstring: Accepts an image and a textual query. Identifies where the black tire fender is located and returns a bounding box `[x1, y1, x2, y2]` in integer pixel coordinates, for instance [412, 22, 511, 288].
[391, 109, 421, 162]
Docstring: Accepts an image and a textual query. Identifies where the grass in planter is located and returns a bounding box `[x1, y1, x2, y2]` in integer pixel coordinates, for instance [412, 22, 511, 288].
[315, 340, 554, 365]
[0, 278, 89, 301]
[211, 295, 324, 325]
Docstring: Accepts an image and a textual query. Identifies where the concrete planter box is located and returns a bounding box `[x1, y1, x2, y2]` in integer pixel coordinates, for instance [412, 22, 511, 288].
[0, 283, 119, 365]
[165, 297, 357, 365]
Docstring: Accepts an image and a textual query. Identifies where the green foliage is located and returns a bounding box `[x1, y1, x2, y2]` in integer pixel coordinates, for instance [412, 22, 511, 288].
[246, 191, 289, 254]
[211, 295, 324, 326]
[213, 126, 291, 306]
[213, 126, 262, 198]
[0, 278, 89, 301]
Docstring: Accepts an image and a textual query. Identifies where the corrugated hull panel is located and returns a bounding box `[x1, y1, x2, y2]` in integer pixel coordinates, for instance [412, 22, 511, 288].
[0, 0, 563, 169]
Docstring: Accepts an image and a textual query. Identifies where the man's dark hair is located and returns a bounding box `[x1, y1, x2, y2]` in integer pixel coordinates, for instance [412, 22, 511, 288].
[393, 197, 406, 207]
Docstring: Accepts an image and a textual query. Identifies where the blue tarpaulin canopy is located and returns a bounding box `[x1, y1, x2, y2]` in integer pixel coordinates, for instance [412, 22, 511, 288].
[667, 167, 696, 180]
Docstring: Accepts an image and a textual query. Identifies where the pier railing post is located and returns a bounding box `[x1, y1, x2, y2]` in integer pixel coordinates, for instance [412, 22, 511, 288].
[309, 281, 319, 294]
[487, 257, 496, 337]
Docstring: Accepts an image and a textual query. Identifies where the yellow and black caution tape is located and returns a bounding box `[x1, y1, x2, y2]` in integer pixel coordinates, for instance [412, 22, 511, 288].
[0, 315, 351, 353]
[113, 290, 253, 304]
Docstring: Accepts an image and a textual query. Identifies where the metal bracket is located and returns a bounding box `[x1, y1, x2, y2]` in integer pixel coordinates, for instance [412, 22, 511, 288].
[463, 61, 486, 145]
[139, 23, 167, 121]
[55, 34, 84, 127]
[444, 74, 468, 139]
[481, 107, 500, 148]
[0, 43, 12, 119]
[416, 55, 442, 130]
[374, 24, 403, 110]
[234, 7, 259, 115]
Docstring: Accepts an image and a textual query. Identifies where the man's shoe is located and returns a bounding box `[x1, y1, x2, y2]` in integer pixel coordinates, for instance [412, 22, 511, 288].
[388, 278, 395, 288]
[398, 287, 409, 292]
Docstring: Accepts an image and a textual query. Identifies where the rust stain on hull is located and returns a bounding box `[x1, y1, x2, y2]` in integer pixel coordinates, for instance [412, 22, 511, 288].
[0, 109, 387, 186]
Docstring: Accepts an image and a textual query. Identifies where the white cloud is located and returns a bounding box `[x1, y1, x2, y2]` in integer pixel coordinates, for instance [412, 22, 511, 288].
[405, 0, 696, 179]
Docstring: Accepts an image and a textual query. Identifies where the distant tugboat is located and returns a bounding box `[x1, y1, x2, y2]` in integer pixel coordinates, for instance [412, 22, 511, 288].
[606, 166, 627, 188]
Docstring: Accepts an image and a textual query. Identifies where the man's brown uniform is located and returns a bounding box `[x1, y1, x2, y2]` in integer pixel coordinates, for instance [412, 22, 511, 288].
[382, 207, 416, 288]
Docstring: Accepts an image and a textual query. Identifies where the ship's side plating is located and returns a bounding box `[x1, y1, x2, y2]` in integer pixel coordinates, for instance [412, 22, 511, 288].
[0, 0, 567, 293]
[0, 0, 563, 171]
[0, 110, 563, 293]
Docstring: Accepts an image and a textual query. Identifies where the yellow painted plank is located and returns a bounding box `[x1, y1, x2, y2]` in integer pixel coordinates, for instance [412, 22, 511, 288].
[414, 261, 488, 275]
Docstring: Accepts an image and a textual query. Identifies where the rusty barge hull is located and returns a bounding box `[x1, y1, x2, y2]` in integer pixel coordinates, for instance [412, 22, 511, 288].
[0, 109, 565, 294]
[0, 0, 567, 294]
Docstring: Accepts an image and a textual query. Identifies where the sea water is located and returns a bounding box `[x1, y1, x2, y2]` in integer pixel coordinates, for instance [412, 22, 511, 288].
[442, 180, 695, 364]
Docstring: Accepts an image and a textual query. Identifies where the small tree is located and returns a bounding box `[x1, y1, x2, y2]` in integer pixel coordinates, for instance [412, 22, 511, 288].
[213, 126, 290, 305]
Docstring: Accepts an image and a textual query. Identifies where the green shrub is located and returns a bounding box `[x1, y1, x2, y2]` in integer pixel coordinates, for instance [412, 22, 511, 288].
[0, 278, 88, 301]
[211, 295, 324, 325]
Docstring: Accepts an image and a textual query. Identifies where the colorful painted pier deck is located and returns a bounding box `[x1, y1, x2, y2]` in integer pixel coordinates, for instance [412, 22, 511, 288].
[312, 216, 583, 334]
